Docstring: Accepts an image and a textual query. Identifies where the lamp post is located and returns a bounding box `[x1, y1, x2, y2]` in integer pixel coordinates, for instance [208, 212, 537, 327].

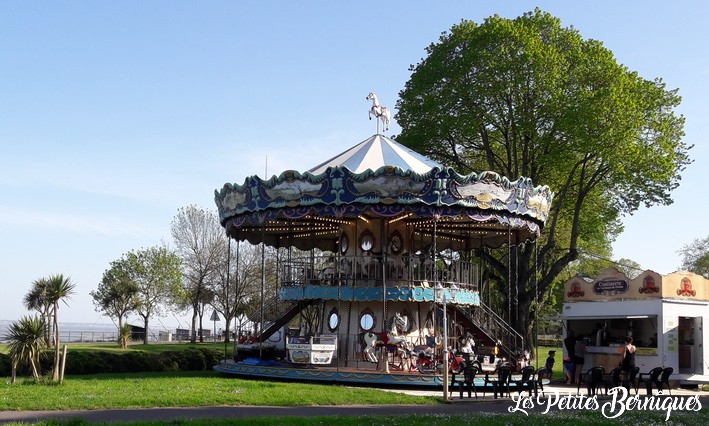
[436, 282, 458, 400]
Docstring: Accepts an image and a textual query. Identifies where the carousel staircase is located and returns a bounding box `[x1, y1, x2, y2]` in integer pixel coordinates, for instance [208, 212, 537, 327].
[252, 296, 314, 343]
[451, 302, 525, 368]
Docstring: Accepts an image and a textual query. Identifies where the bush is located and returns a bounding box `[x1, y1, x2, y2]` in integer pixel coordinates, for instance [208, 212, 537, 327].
[3, 346, 224, 377]
[183, 348, 208, 370]
[64, 351, 109, 375]
[0, 353, 11, 376]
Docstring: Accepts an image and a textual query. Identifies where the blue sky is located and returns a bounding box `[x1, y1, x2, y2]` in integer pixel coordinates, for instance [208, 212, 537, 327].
[1, 1, 708, 328]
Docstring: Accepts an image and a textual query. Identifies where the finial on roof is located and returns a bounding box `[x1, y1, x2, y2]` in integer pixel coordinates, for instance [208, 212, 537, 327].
[366, 92, 391, 133]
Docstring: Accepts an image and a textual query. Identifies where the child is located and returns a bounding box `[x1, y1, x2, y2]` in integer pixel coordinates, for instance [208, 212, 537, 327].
[563, 357, 575, 384]
[540, 350, 555, 379]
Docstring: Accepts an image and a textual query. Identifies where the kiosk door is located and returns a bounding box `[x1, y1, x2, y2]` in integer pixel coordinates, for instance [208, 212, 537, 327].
[694, 317, 703, 375]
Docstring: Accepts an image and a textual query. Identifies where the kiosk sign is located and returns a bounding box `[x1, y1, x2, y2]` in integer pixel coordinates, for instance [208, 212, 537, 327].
[593, 279, 628, 295]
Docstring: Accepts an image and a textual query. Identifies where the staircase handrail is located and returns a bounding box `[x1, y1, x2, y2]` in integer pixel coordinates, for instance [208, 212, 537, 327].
[464, 300, 524, 361]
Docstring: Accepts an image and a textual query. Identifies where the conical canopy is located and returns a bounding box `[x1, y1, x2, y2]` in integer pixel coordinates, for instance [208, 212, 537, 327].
[308, 134, 442, 175]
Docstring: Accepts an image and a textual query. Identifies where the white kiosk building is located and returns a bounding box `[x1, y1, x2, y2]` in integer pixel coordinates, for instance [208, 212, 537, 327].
[563, 267, 709, 384]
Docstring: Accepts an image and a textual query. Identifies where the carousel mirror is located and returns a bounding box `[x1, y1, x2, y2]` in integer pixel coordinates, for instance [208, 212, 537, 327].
[359, 231, 375, 252]
[359, 311, 376, 331]
[339, 233, 349, 254]
[389, 231, 402, 254]
[400, 309, 414, 333]
[328, 308, 340, 331]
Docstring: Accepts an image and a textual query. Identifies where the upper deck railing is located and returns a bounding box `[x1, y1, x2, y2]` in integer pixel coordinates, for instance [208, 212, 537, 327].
[279, 254, 479, 293]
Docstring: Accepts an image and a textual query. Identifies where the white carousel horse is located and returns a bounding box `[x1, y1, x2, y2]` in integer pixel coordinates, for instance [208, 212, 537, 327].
[366, 92, 391, 131]
[459, 332, 475, 354]
[363, 312, 408, 363]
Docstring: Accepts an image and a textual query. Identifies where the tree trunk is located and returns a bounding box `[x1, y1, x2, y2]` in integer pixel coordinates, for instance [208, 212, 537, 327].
[190, 309, 198, 343]
[30, 359, 39, 381]
[199, 312, 205, 343]
[60, 344, 68, 384]
[117, 316, 124, 347]
[143, 315, 149, 345]
[224, 317, 232, 344]
[52, 304, 60, 382]
[515, 294, 534, 351]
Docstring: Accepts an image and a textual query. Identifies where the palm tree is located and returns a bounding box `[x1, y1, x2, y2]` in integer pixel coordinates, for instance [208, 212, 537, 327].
[6, 316, 47, 383]
[23, 277, 54, 346]
[45, 273, 76, 382]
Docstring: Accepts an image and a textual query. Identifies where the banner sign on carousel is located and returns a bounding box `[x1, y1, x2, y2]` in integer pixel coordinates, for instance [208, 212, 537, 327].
[280, 285, 479, 305]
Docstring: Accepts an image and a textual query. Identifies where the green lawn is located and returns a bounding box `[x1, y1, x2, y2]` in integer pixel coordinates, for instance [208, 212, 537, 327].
[0, 341, 232, 355]
[534, 345, 564, 380]
[0, 371, 436, 411]
[3, 345, 707, 426]
[3, 408, 708, 426]
[3, 354, 708, 426]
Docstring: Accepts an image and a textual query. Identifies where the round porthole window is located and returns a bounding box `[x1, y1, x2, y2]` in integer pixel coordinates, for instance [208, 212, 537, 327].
[359, 312, 375, 331]
[390, 231, 402, 254]
[339, 233, 349, 254]
[360, 231, 375, 252]
[328, 309, 340, 331]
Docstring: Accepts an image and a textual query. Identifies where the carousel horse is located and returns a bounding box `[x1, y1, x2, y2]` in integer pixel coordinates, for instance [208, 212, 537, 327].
[363, 312, 408, 363]
[366, 92, 391, 131]
[459, 332, 475, 355]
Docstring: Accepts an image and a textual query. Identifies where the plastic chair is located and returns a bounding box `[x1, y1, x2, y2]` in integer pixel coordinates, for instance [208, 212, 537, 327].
[586, 367, 605, 396]
[627, 366, 640, 394]
[457, 365, 479, 398]
[511, 366, 535, 395]
[532, 367, 547, 397]
[638, 367, 663, 395]
[577, 366, 605, 395]
[660, 367, 673, 395]
[604, 367, 622, 394]
[484, 365, 512, 398]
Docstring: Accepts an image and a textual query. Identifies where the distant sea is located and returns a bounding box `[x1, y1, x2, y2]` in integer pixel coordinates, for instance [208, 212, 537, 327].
[0, 319, 185, 343]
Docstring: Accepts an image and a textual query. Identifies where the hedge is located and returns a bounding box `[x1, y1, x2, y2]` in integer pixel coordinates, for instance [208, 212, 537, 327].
[0, 347, 222, 377]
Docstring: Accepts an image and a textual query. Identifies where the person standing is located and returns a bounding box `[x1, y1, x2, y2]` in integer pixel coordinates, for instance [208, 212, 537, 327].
[563, 330, 576, 382]
[621, 336, 637, 391]
[563, 357, 575, 384]
[573, 335, 586, 384]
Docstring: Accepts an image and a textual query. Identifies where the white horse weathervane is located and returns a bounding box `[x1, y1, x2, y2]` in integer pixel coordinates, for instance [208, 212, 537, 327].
[366, 92, 391, 133]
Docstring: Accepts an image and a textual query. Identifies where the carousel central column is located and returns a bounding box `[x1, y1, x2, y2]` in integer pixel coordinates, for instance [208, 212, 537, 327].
[381, 218, 389, 373]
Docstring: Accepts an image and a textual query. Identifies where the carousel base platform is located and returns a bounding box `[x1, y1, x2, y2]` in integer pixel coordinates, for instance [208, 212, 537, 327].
[213, 359, 444, 388]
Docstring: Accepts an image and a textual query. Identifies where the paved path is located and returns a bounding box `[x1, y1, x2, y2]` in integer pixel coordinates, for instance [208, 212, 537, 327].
[1, 385, 706, 424]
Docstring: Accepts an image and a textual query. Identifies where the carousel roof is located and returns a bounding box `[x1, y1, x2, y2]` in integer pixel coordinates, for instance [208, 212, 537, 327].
[308, 134, 443, 175]
[214, 134, 554, 251]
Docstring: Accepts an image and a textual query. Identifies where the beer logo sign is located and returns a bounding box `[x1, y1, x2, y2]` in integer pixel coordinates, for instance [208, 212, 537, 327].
[593, 279, 628, 295]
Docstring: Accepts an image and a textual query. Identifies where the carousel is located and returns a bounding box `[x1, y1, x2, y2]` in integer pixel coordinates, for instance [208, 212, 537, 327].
[213, 94, 554, 388]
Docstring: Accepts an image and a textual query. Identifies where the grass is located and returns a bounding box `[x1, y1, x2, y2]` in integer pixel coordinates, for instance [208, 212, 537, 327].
[3, 344, 707, 425]
[0, 341, 233, 356]
[4, 410, 709, 426]
[534, 345, 564, 380]
[0, 371, 437, 411]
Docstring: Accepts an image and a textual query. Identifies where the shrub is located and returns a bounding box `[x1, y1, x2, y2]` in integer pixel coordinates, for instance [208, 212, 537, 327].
[64, 351, 108, 375]
[182, 349, 207, 371]
[7, 346, 224, 376]
[0, 353, 11, 376]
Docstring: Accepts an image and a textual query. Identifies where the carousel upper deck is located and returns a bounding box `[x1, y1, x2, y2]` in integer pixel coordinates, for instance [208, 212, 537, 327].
[278, 253, 481, 306]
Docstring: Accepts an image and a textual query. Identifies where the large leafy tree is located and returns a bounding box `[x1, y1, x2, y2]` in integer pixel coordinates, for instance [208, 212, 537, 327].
[396, 9, 690, 347]
[678, 236, 709, 278]
[170, 205, 226, 343]
[90, 264, 140, 348]
[120, 246, 183, 344]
